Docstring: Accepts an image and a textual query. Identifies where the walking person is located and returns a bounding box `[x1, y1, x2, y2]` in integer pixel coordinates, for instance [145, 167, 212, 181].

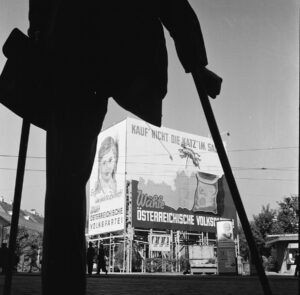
[86, 242, 95, 276]
[1, 1, 222, 294]
[96, 244, 108, 275]
[0, 243, 3, 274]
[0, 244, 3, 273]
[0, 243, 9, 274]
[28, 245, 39, 272]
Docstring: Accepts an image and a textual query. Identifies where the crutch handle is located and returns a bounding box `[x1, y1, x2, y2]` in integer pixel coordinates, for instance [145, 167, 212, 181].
[192, 67, 223, 99]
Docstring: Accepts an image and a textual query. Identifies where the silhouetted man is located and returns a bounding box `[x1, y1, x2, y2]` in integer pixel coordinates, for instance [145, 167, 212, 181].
[86, 242, 95, 276]
[0, 243, 9, 274]
[96, 244, 107, 275]
[27, 1, 222, 294]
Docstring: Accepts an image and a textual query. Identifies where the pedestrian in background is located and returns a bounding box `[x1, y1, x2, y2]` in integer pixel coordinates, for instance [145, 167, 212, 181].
[28, 245, 39, 272]
[97, 244, 107, 275]
[0, 243, 3, 273]
[86, 242, 95, 276]
[0, 243, 9, 274]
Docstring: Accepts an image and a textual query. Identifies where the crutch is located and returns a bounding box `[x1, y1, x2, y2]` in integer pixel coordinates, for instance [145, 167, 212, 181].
[192, 69, 272, 295]
[3, 120, 30, 295]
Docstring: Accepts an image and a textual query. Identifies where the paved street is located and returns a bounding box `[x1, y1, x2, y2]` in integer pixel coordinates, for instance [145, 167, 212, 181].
[0, 273, 298, 295]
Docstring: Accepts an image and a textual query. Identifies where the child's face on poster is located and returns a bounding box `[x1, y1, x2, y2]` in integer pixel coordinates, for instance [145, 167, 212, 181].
[99, 149, 116, 182]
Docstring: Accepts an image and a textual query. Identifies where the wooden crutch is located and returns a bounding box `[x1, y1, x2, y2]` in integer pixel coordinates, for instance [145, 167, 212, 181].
[3, 120, 30, 295]
[192, 69, 272, 295]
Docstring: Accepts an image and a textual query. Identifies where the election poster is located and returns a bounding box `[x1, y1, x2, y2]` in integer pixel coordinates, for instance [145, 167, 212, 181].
[88, 120, 126, 235]
[149, 234, 171, 252]
[126, 117, 237, 233]
[216, 220, 234, 243]
[216, 220, 237, 274]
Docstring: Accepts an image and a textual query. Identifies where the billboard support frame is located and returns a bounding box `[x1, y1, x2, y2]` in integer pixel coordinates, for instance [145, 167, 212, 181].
[87, 226, 220, 274]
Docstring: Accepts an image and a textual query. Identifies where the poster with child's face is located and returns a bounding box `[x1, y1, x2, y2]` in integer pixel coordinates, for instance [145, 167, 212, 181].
[88, 121, 126, 235]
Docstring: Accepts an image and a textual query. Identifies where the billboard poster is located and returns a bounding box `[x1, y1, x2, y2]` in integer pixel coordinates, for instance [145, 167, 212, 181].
[216, 220, 236, 274]
[127, 117, 237, 232]
[216, 220, 234, 243]
[149, 234, 171, 252]
[88, 120, 126, 235]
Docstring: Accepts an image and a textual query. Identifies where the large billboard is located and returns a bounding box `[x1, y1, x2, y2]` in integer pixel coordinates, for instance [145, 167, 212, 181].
[126, 118, 237, 232]
[88, 120, 126, 235]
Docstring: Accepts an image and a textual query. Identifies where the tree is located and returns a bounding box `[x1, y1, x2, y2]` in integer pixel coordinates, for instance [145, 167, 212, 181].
[275, 195, 298, 234]
[238, 220, 266, 260]
[253, 204, 277, 238]
[238, 195, 299, 260]
[15, 227, 43, 271]
[16, 227, 43, 256]
[238, 204, 276, 259]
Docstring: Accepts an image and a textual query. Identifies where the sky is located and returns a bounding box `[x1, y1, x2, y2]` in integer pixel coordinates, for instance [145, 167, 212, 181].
[0, 0, 298, 219]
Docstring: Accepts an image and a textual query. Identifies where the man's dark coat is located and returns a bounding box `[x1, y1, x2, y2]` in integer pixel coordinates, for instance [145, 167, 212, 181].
[1, 0, 209, 128]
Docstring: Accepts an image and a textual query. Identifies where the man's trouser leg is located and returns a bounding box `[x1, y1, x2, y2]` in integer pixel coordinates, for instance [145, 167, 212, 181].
[42, 97, 107, 295]
[87, 261, 93, 275]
